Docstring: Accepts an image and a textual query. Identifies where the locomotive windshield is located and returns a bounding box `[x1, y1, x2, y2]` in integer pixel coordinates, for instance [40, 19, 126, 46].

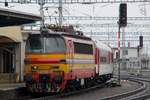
[26, 35, 66, 53]
[45, 37, 66, 53]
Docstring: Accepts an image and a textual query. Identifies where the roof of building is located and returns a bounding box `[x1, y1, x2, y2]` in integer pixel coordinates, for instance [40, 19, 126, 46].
[0, 8, 41, 27]
[112, 47, 143, 50]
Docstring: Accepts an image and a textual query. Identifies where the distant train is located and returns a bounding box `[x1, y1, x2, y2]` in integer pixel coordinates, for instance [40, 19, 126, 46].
[24, 25, 113, 93]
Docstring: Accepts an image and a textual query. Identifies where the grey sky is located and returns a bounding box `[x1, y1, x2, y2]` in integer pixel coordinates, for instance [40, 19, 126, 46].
[1, 2, 150, 51]
[1, 3, 150, 16]
[3, 2, 149, 29]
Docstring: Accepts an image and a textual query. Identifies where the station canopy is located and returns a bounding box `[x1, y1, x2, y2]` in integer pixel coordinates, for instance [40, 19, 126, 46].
[0, 8, 41, 27]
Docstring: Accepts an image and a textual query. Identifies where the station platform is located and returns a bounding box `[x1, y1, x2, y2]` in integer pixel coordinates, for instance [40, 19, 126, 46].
[0, 83, 25, 91]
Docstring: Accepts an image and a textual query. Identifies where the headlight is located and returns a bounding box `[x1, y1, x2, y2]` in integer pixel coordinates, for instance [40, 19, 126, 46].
[31, 66, 38, 71]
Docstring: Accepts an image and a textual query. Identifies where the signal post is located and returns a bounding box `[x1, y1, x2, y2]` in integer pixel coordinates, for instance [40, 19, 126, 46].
[118, 3, 127, 85]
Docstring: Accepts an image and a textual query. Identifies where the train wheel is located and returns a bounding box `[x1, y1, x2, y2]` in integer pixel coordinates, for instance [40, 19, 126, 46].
[85, 78, 92, 88]
[65, 79, 81, 91]
[60, 80, 67, 92]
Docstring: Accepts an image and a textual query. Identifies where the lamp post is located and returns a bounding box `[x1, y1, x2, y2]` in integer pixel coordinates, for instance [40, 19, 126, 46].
[117, 23, 121, 86]
[58, 0, 63, 26]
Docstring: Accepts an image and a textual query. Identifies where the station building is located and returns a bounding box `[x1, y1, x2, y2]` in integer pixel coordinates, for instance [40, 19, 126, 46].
[112, 47, 150, 75]
[0, 8, 41, 83]
[112, 47, 143, 70]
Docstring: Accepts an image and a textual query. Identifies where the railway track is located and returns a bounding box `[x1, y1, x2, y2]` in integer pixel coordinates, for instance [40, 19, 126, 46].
[127, 77, 150, 100]
[31, 82, 107, 100]
[3, 77, 147, 100]
[5, 82, 106, 100]
[99, 77, 150, 100]
[30, 78, 146, 100]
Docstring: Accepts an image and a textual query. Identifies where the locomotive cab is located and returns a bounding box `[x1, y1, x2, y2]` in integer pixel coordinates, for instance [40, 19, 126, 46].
[24, 26, 113, 93]
[24, 33, 68, 92]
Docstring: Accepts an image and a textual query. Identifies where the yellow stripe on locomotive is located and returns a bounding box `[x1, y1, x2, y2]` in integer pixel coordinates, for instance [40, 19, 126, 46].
[24, 31, 112, 93]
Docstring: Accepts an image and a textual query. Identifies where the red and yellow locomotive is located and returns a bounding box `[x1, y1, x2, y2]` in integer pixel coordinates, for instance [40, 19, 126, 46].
[24, 26, 113, 93]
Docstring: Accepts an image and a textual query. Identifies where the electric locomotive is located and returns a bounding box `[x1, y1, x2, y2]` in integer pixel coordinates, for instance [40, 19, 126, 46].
[24, 25, 113, 93]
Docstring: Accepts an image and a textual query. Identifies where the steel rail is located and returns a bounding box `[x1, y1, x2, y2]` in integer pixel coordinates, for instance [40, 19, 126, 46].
[30, 78, 146, 100]
[98, 78, 146, 100]
[31, 83, 106, 100]
[130, 94, 150, 100]
[129, 77, 150, 82]
[124, 77, 150, 100]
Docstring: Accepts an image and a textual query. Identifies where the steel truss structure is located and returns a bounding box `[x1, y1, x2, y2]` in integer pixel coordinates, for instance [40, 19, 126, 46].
[85, 32, 150, 35]
[1, 0, 150, 49]
[0, 0, 149, 4]
[22, 22, 150, 48]
[85, 31, 150, 47]
[47, 16, 150, 21]
[71, 23, 150, 28]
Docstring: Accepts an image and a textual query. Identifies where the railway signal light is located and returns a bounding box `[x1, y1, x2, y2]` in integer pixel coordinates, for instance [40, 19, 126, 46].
[119, 3, 127, 27]
[139, 35, 143, 47]
[5, 2, 8, 7]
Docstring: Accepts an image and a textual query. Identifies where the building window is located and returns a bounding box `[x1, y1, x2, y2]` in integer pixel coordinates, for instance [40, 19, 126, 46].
[123, 49, 128, 55]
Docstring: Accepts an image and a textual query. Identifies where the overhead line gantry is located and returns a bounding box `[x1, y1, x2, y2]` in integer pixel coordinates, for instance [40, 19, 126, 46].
[0, 0, 150, 4]
[71, 23, 150, 28]
[45, 16, 150, 21]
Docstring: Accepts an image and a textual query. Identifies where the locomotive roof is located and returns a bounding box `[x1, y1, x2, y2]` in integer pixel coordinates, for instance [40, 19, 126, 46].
[28, 33, 62, 37]
[62, 34, 91, 41]
[28, 31, 92, 41]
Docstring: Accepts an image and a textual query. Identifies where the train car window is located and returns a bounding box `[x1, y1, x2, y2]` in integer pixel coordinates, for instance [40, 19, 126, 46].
[100, 57, 107, 63]
[107, 52, 110, 64]
[26, 37, 44, 53]
[111, 53, 114, 63]
[99, 50, 107, 63]
[45, 37, 66, 53]
[123, 49, 128, 55]
[74, 42, 93, 54]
